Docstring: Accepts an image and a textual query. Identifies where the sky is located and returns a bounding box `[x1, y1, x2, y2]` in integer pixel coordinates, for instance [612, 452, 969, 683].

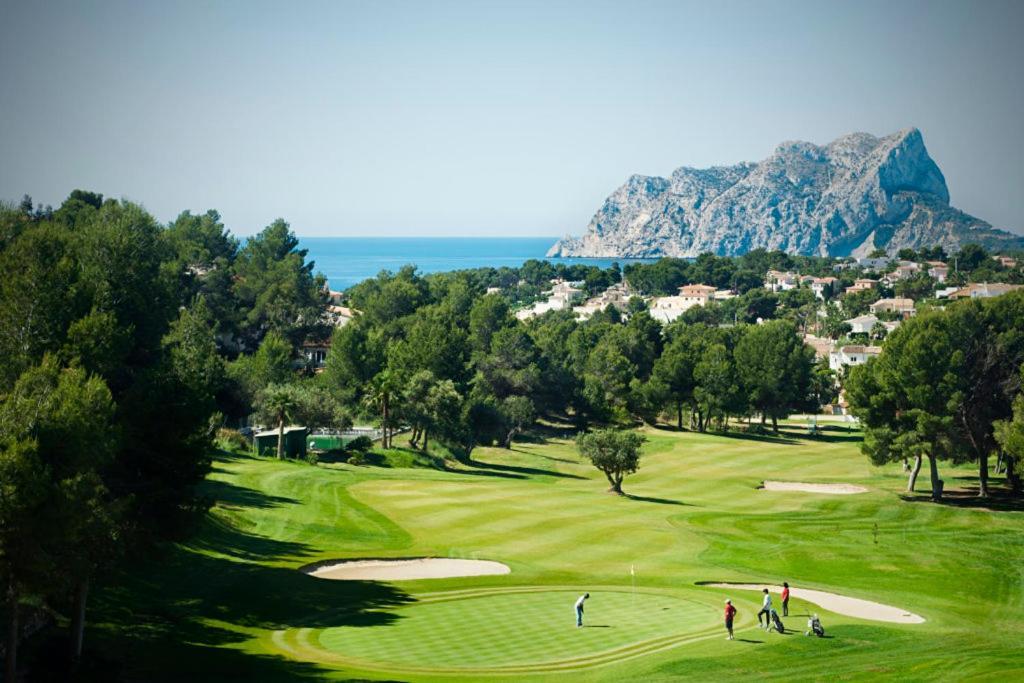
[1, 0, 1023, 237]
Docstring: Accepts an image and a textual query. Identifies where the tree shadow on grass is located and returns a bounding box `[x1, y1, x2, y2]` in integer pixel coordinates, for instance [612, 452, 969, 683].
[706, 430, 801, 446]
[736, 638, 763, 644]
[89, 517, 414, 681]
[624, 493, 693, 506]
[899, 489, 1024, 512]
[802, 431, 863, 444]
[201, 479, 299, 510]
[458, 456, 587, 480]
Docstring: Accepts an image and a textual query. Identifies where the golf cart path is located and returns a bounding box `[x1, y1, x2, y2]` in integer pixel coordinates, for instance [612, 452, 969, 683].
[762, 480, 868, 495]
[301, 557, 510, 581]
[703, 583, 924, 623]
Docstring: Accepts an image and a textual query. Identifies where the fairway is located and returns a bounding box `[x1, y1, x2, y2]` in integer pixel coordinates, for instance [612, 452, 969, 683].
[87, 424, 1024, 681]
[276, 588, 721, 674]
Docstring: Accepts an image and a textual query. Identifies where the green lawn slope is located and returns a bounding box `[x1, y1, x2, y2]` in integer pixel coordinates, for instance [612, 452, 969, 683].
[87, 425, 1024, 681]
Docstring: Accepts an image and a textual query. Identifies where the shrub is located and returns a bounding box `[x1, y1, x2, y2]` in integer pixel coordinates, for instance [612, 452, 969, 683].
[346, 435, 374, 453]
[348, 451, 366, 466]
[216, 428, 249, 452]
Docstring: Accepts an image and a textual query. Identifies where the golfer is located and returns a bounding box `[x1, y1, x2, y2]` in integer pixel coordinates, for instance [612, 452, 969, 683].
[757, 588, 773, 629]
[781, 582, 790, 617]
[575, 593, 589, 627]
[724, 599, 737, 640]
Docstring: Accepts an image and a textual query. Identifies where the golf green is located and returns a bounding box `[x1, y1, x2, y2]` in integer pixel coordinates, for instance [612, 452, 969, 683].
[276, 588, 721, 673]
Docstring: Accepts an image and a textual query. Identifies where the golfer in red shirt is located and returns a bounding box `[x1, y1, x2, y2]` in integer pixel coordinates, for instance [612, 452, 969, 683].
[781, 582, 790, 617]
[724, 599, 737, 640]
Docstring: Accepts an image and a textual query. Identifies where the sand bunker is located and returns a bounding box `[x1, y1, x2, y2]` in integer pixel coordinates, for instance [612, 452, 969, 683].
[301, 558, 511, 581]
[762, 480, 868, 495]
[702, 583, 924, 624]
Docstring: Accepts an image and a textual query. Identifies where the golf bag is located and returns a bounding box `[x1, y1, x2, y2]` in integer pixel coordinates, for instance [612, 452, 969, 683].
[808, 614, 825, 637]
[770, 609, 785, 633]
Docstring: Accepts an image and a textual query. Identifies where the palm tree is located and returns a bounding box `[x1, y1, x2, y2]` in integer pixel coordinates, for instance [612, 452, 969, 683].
[260, 384, 298, 459]
[362, 371, 400, 448]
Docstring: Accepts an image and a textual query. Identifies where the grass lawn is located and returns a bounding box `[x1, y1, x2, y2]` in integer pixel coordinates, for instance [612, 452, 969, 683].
[87, 424, 1024, 681]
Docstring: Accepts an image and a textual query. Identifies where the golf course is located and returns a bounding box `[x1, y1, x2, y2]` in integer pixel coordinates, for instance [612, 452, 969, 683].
[79, 421, 1023, 681]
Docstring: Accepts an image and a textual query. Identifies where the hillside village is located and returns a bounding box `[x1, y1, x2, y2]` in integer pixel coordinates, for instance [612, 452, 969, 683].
[315, 247, 1021, 415]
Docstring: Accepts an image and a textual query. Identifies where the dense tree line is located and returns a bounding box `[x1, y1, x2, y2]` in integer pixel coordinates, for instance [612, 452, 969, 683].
[315, 265, 821, 461]
[847, 291, 1024, 499]
[0, 192, 324, 676]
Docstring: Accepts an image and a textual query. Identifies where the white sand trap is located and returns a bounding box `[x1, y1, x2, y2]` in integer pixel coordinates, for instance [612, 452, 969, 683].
[762, 480, 868, 495]
[703, 583, 924, 623]
[301, 558, 510, 581]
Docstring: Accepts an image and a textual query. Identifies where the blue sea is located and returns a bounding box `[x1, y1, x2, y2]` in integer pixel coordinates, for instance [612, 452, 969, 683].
[299, 237, 654, 290]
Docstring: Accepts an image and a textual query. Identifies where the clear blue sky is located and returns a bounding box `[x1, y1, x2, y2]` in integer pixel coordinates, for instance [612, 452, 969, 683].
[2, 0, 1022, 237]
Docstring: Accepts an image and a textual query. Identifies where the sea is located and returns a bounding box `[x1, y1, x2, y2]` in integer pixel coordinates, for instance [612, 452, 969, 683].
[299, 236, 655, 290]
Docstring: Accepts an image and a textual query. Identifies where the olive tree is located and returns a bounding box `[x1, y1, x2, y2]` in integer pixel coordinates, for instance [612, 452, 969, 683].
[576, 429, 646, 495]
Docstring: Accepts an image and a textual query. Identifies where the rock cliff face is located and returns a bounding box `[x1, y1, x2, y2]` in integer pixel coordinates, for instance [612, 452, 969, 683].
[549, 129, 1024, 257]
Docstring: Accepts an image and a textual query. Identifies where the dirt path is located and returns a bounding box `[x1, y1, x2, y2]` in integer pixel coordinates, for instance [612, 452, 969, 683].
[301, 558, 511, 581]
[702, 583, 924, 623]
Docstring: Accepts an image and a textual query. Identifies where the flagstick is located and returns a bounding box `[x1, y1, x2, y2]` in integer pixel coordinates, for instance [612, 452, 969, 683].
[630, 564, 636, 612]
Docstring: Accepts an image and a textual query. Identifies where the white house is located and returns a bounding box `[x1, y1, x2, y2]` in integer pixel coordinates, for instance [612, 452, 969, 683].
[947, 282, 1023, 300]
[926, 261, 949, 283]
[649, 284, 719, 323]
[844, 314, 880, 335]
[515, 281, 585, 320]
[808, 276, 839, 299]
[829, 345, 882, 372]
[765, 270, 799, 292]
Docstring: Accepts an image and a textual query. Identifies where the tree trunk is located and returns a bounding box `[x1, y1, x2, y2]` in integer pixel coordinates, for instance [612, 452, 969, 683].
[928, 454, 943, 501]
[422, 429, 429, 454]
[771, 415, 778, 433]
[605, 472, 623, 495]
[978, 451, 989, 498]
[70, 577, 89, 664]
[994, 451, 1003, 475]
[907, 453, 922, 492]
[677, 402, 683, 430]
[276, 414, 285, 459]
[6, 580, 17, 683]
[382, 397, 390, 448]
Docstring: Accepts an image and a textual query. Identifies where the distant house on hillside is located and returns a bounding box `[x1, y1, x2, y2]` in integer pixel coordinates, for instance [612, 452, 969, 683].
[829, 345, 882, 372]
[926, 261, 949, 283]
[803, 334, 835, 360]
[844, 313, 899, 336]
[327, 305, 359, 327]
[870, 298, 916, 317]
[678, 284, 717, 306]
[844, 278, 878, 295]
[808, 276, 839, 299]
[947, 282, 1023, 300]
[885, 262, 921, 283]
[649, 284, 719, 323]
[994, 255, 1018, 268]
[302, 340, 330, 370]
[515, 280, 584, 320]
[765, 270, 799, 292]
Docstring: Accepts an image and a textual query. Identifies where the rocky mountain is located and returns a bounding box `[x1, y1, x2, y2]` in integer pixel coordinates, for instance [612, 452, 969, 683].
[548, 129, 1024, 258]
